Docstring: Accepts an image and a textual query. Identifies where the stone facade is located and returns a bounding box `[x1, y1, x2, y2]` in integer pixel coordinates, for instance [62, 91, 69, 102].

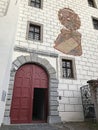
[1, 0, 98, 125]
[0, 0, 10, 17]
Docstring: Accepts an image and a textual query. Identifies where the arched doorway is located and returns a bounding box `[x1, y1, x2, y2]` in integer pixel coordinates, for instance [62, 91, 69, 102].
[10, 64, 48, 124]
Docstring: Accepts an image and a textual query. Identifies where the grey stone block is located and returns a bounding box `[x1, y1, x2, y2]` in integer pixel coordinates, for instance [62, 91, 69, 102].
[50, 111, 59, 116]
[50, 96, 58, 101]
[9, 80, 14, 85]
[6, 100, 11, 105]
[49, 87, 58, 92]
[50, 92, 58, 96]
[17, 55, 26, 64]
[7, 95, 12, 100]
[50, 74, 57, 79]
[50, 79, 59, 83]
[10, 64, 16, 72]
[4, 111, 10, 117]
[30, 53, 38, 62]
[3, 117, 10, 125]
[10, 72, 15, 77]
[48, 68, 56, 74]
[37, 57, 43, 64]
[8, 84, 13, 89]
[48, 116, 61, 123]
[30, 53, 37, 59]
[50, 83, 58, 88]
[41, 58, 49, 65]
[50, 106, 58, 110]
[13, 59, 21, 68]
[25, 56, 31, 62]
[46, 64, 52, 70]
[8, 89, 13, 95]
[5, 105, 11, 111]
[10, 76, 14, 81]
[49, 100, 59, 106]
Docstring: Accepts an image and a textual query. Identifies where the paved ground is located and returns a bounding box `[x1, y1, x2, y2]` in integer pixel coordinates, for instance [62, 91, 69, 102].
[0, 122, 98, 130]
[0, 124, 70, 130]
[53, 122, 98, 130]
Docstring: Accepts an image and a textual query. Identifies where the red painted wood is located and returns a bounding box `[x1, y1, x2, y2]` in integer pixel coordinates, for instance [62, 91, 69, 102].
[10, 64, 48, 124]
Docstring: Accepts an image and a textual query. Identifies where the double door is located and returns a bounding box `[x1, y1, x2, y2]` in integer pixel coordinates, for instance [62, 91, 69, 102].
[10, 64, 48, 124]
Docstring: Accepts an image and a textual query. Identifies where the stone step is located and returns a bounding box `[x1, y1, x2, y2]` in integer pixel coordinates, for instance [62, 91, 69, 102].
[0, 123, 60, 130]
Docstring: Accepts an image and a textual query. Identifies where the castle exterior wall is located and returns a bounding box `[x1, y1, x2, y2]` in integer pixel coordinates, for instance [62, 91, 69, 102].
[12, 0, 98, 121]
[1, 0, 98, 124]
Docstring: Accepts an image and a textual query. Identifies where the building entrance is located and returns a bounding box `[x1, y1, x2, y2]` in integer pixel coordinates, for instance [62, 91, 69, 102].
[10, 64, 48, 124]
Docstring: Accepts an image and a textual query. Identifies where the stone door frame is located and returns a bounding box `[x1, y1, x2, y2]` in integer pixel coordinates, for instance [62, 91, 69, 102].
[3, 53, 61, 124]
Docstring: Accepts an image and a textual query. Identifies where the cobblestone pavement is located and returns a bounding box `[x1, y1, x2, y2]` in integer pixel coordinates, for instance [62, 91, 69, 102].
[0, 123, 69, 130]
[53, 122, 98, 130]
[0, 122, 98, 130]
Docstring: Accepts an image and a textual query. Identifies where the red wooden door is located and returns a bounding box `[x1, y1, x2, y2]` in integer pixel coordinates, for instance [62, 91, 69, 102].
[10, 64, 48, 124]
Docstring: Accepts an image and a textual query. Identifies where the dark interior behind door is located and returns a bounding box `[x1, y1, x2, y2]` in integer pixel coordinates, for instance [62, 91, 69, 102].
[32, 88, 47, 121]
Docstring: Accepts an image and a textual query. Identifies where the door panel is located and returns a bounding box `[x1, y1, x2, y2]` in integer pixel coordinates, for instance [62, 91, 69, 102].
[10, 64, 48, 124]
[10, 65, 32, 123]
[33, 65, 48, 89]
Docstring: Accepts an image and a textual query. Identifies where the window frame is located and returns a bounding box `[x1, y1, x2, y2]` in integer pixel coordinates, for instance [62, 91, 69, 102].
[29, 0, 43, 9]
[60, 57, 77, 80]
[88, 0, 97, 8]
[92, 17, 98, 30]
[26, 21, 43, 42]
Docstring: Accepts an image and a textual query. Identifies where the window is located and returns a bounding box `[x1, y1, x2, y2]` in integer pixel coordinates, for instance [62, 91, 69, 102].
[92, 18, 98, 30]
[88, 0, 97, 8]
[30, 0, 42, 8]
[62, 59, 74, 79]
[27, 22, 42, 41]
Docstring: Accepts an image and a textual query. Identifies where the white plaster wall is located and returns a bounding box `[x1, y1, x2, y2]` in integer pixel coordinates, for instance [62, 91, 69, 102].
[0, 0, 20, 126]
[10, 0, 98, 122]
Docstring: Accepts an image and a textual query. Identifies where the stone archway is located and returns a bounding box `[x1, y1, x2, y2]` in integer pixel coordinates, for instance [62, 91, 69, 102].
[3, 53, 61, 124]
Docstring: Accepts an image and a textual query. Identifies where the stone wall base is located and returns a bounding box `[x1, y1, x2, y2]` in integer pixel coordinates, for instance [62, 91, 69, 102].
[3, 117, 10, 125]
[48, 116, 61, 124]
[3, 116, 61, 125]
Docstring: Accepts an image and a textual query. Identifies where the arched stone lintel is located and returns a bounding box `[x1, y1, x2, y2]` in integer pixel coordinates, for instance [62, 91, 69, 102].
[12, 54, 56, 75]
